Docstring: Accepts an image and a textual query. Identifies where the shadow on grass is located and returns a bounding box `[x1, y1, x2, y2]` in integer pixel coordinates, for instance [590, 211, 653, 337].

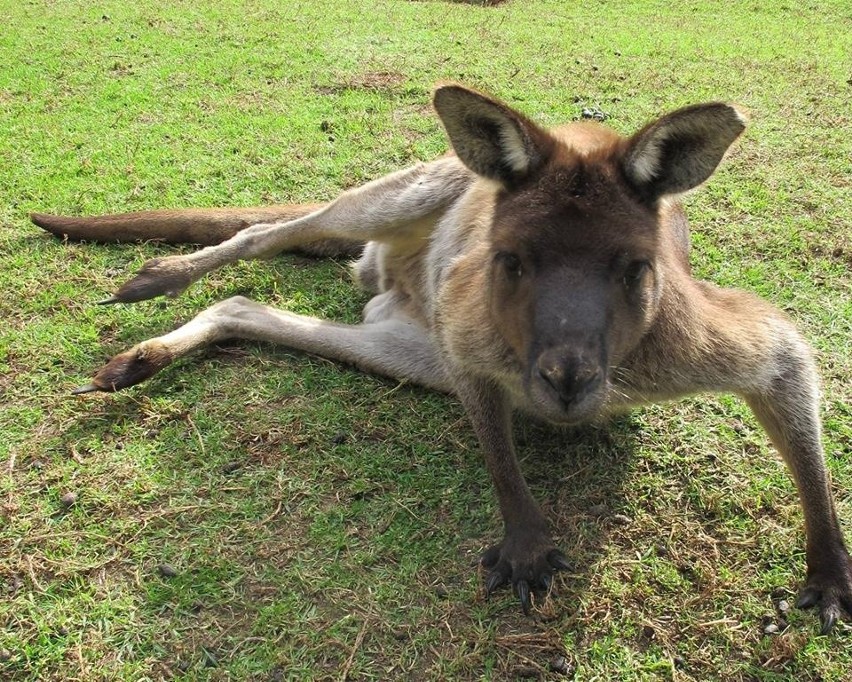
[41, 235, 642, 677]
[46, 348, 644, 677]
[464, 415, 639, 666]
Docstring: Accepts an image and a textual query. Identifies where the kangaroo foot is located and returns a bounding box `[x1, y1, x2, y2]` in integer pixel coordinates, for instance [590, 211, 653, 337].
[73, 342, 174, 393]
[797, 547, 852, 634]
[100, 256, 196, 304]
[481, 530, 570, 614]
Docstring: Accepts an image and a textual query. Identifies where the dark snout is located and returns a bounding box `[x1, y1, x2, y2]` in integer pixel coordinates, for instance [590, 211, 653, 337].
[536, 345, 604, 407]
[527, 269, 611, 422]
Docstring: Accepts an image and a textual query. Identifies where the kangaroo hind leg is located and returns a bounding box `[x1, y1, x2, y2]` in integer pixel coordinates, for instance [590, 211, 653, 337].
[104, 156, 472, 304]
[75, 296, 451, 395]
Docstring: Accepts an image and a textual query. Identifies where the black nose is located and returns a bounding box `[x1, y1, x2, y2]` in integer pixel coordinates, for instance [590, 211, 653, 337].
[537, 349, 602, 404]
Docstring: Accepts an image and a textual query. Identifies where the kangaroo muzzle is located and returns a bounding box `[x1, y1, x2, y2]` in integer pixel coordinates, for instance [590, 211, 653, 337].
[536, 346, 604, 407]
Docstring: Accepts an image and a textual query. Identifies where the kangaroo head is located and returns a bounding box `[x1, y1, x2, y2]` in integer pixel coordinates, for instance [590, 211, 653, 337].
[433, 85, 747, 423]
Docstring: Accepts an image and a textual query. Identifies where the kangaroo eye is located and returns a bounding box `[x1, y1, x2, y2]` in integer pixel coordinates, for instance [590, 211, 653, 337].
[495, 252, 523, 278]
[623, 260, 650, 286]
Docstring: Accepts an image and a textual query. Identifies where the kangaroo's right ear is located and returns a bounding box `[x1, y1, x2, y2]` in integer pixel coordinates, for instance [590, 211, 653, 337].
[433, 85, 554, 186]
[622, 102, 748, 201]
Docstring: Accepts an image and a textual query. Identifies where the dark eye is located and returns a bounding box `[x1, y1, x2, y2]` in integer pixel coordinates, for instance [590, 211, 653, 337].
[623, 260, 650, 287]
[495, 251, 523, 278]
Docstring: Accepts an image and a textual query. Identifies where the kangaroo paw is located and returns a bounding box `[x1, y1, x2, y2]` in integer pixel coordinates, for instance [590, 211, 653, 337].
[74, 342, 174, 393]
[481, 531, 569, 615]
[102, 257, 195, 304]
[797, 548, 852, 634]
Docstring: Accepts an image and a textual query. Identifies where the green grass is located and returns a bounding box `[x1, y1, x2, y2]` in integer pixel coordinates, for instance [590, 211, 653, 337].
[1, 0, 851, 679]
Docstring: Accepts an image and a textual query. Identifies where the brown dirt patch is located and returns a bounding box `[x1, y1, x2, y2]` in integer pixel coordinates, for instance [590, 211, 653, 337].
[314, 71, 407, 96]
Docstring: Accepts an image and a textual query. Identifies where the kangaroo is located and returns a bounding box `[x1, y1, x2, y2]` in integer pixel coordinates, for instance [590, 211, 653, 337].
[33, 84, 852, 632]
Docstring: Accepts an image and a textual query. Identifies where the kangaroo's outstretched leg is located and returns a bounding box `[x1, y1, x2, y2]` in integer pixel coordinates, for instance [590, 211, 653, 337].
[635, 284, 852, 633]
[74, 296, 451, 394]
[104, 156, 472, 304]
[453, 375, 571, 614]
[742, 361, 852, 634]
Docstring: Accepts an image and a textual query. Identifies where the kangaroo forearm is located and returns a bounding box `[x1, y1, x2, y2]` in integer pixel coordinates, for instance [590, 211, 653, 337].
[184, 157, 473, 266]
[685, 287, 849, 576]
[102, 157, 474, 304]
[454, 376, 546, 531]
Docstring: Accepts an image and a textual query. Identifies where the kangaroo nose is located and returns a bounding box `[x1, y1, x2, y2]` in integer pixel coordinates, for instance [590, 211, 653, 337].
[537, 349, 602, 404]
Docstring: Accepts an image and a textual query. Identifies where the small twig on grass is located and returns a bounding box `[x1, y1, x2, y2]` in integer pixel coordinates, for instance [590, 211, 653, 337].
[137, 504, 204, 530]
[23, 529, 131, 546]
[377, 380, 409, 400]
[393, 497, 440, 532]
[70, 444, 85, 464]
[142, 504, 204, 518]
[339, 618, 369, 682]
[260, 499, 284, 525]
[558, 463, 592, 483]
[226, 635, 275, 658]
[377, 509, 398, 534]
[186, 413, 206, 457]
[47, 555, 119, 577]
[25, 554, 45, 592]
[437, 416, 468, 442]
[495, 631, 563, 650]
[75, 641, 88, 677]
[697, 617, 744, 630]
[493, 639, 548, 675]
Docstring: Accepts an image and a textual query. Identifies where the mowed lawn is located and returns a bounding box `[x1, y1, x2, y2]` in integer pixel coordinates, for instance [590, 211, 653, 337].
[1, 1, 850, 680]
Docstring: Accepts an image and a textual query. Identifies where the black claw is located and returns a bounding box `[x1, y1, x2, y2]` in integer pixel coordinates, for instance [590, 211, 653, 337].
[96, 296, 122, 305]
[485, 570, 506, 597]
[540, 572, 552, 592]
[547, 549, 571, 572]
[820, 607, 838, 635]
[71, 383, 100, 395]
[516, 580, 531, 614]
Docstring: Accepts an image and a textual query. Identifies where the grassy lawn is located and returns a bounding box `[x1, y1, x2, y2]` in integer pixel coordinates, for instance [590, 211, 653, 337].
[1, 0, 850, 679]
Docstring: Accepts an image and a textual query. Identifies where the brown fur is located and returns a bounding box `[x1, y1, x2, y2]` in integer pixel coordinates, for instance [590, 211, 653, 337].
[32, 205, 361, 258]
[33, 84, 851, 630]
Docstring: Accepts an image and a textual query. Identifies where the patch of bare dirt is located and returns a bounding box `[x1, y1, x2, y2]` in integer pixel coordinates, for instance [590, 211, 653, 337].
[314, 71, 407, 96]
[412, 0, 510, 5]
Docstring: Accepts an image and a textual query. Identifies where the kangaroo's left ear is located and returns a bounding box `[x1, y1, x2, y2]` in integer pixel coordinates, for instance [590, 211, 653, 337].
[433, 84, 555, 186]
[622, 103, 748, 201]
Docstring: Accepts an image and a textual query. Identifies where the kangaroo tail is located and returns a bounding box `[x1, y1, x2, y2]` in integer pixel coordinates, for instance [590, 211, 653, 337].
[31, 205, 363, 258]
